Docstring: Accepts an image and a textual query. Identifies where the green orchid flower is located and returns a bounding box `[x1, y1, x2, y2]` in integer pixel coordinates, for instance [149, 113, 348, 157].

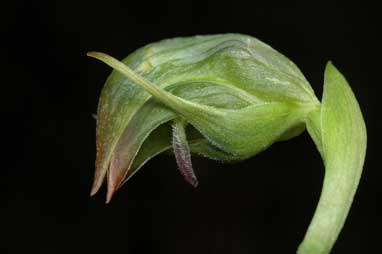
[88, 34, 366, 254]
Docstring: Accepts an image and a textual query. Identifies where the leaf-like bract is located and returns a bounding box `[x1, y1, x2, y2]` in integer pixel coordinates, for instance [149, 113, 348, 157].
[299, 62, 366, 254]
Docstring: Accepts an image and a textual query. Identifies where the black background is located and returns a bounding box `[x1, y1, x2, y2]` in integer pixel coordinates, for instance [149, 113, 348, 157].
[2, 0, 380, 253]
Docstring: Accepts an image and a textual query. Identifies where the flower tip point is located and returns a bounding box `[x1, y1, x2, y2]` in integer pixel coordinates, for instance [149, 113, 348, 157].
[106, 184, 117, 204]
[90, 178, 102, 197]
[190, 178, 199, 188]
[90, 188, 97, 197]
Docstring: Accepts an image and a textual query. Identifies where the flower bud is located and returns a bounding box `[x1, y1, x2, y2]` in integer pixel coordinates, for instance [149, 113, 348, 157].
[88, 34, 366, 254]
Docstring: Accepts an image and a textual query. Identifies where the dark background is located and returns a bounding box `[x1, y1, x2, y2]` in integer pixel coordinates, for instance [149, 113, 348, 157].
[2, 0, 380, 253]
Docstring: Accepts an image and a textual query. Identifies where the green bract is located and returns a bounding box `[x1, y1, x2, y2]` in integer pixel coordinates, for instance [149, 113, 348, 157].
[88, 34, 366, 254]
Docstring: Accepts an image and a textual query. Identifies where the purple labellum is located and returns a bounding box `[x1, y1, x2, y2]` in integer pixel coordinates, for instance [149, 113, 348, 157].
[172, 120, 198, 187]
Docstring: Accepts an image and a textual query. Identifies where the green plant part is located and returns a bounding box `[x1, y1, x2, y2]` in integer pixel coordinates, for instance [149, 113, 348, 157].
[87, 34, 366, 254]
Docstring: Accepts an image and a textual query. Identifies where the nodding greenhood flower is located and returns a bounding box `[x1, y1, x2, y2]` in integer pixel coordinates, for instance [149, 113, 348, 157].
[88, 34, 366, 254]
